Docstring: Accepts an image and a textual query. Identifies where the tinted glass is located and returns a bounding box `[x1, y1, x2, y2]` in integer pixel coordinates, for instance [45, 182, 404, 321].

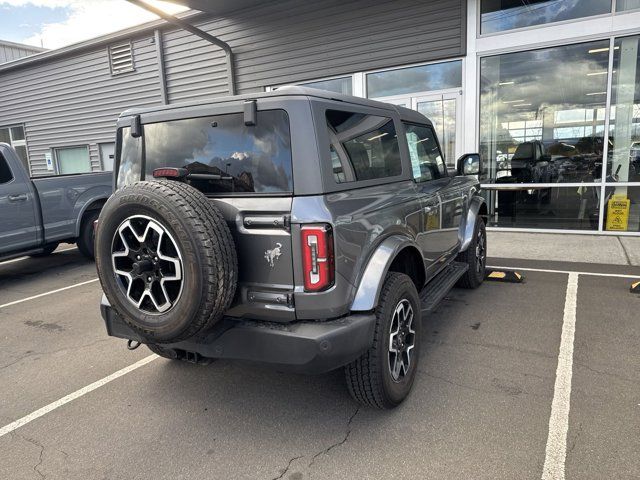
[609, 35, 640, 183]
[367, 61, 462, 98]
[10, 126, 25, 141]
[480, 0, 612, 34]
[0, 128, 9, 144]
[0, 153, 13, 184]
[326, 110, 401, 183]
[14, 145, 29, 172]
[485, 186, 600, 230]
[116, 127, 142, 189]
[480, 40, 610, 184]
[403, 123, 447, 182]
[616, 0, 640, 11]
[143, 110, 292, 194]
[299, 77, 353, 95]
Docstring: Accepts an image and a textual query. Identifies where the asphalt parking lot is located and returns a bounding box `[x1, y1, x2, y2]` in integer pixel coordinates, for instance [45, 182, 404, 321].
[1, 248, 639, 480]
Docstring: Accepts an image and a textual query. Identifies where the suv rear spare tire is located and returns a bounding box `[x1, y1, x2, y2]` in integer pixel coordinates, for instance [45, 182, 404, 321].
[95, 180, 237, 343]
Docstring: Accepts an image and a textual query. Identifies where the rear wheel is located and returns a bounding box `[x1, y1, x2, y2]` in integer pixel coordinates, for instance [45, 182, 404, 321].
[345, 272, 421, 409]
[77, 210, 100, 259]
[456, 219, 486, 289]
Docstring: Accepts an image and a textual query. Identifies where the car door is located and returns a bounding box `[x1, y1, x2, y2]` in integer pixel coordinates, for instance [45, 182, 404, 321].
[0, 149, 39, 254]
[403, 122, 458, 273]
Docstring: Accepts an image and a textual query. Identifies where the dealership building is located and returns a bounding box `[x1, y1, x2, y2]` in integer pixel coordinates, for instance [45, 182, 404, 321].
[1, 0, 640, 235]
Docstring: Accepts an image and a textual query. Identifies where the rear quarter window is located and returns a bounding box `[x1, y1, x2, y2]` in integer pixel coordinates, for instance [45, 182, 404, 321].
[326, 109, 401, 184]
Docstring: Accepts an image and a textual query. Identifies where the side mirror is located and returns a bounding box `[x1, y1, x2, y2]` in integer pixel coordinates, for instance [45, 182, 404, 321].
[457, 153, 482, 176]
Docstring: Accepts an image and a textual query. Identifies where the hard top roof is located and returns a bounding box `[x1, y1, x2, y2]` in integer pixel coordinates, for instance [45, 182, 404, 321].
[119, 86, 432, 126]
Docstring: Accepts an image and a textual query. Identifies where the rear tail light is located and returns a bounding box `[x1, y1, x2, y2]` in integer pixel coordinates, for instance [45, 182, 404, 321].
[301, 224, 334, 292]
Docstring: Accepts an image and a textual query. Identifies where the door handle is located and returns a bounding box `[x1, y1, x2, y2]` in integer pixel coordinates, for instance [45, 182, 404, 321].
[8, 194, 28, 202]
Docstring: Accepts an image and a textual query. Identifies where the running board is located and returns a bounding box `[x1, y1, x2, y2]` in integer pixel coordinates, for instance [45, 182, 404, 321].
[419, 261, 468, 314]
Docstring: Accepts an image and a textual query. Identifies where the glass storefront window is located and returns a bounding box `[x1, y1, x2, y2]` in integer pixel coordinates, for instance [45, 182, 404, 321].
[416, 97, 457, 165]
[480, 0, 612, 34]
[603, 186, 640, 231]
[366, 61, 462, 98]
[298, 77, 353, 95]
[616, 0, 640, 11]
[609, 35, 640, 183]
[484, 185, 601, 230]
[480, 40, 610, 184]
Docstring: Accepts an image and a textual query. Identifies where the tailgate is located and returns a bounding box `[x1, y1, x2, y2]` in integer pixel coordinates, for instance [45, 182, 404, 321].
[210, 196, 295, 322]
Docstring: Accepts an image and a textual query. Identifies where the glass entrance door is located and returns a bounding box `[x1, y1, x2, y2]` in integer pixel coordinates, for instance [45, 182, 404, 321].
[414, 92, 461, 167]
[371, 90, 463, 167]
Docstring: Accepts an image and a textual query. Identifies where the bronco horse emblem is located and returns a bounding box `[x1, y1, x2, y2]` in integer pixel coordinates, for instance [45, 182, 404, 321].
[264, 243, 282, 267]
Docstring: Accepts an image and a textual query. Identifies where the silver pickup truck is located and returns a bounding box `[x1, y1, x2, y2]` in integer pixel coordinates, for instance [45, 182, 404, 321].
[0, 143, 112, 260]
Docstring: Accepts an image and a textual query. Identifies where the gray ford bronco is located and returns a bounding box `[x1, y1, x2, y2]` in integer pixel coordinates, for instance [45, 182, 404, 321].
[95, 87, 488, 409]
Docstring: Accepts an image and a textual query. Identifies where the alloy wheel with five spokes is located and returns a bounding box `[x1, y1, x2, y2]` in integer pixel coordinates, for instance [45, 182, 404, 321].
[388, 299, 416, 382]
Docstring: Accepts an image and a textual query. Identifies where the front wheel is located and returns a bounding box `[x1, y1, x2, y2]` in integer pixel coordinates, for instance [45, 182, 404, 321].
[456, 219, 487, 289]
[345, 272, 421, 409]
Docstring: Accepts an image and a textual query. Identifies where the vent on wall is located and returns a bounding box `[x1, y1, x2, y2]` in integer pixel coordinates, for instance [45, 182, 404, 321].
[108, 42, 135, 75]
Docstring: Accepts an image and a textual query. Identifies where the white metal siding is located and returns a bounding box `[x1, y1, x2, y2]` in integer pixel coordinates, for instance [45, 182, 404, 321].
[0, 44, 42, 64]
[0, 36, 163, 176]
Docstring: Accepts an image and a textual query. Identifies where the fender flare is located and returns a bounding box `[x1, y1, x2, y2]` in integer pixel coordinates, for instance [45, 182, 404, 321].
[73, 191, 110, 237]
[351, 235, 424, 312]
[459, 195, 487, 252]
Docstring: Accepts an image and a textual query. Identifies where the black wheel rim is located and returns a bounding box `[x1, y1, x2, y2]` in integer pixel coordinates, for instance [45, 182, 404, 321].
[111, 215, 184, 315]
[475, 227, 486, 274]
[388, 299, 416, 382]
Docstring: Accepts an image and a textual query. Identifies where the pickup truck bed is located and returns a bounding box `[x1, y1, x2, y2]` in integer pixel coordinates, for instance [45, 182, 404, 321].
[0, 143, 112, 260]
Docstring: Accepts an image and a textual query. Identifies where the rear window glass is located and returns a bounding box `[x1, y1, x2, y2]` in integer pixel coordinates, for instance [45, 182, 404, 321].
[326, 109, 401, 184]
[115, 110, 293, 194]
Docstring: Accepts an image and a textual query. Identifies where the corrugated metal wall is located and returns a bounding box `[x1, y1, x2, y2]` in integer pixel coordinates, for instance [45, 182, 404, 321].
[0, 43, 43, 64]
[161, 0, 465, 97]
[0, 36, 163, 175]
[0, 0, 465, 175]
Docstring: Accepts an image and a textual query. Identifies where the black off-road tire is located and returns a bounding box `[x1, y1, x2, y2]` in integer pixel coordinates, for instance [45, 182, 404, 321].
[77, 210, 100, 259]
[30, 242, 59, 257]
[95, 180, 238, 344]
[345, 272, 422, 409]
[456, 218, 487, 289]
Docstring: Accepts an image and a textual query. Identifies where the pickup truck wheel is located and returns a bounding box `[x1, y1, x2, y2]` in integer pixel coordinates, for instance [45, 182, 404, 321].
[77, 210, 99, 259]
[345, 272, 421, 409]
[95, 180, 238, 344]
[456, 219, 486, 289]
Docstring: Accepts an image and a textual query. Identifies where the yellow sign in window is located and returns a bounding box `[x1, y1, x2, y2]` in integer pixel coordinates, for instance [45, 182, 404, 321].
[606, 194, 630, 231]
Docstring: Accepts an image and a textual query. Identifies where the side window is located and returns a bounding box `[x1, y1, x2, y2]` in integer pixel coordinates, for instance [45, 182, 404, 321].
[326, 109, 401, 183]
[403, 123, 447, 182]
[0, 153, 13, 184]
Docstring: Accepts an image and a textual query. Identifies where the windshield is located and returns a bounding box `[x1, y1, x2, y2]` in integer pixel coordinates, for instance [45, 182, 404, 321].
[116, 109, 293, 194]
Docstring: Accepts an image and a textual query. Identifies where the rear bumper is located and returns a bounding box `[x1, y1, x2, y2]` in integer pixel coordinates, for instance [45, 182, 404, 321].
[100, 297, 376, 374]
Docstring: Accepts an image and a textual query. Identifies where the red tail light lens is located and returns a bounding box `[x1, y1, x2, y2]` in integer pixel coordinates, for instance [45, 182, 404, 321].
[301, 224, 334, 292]
[152, 167, 187, 179]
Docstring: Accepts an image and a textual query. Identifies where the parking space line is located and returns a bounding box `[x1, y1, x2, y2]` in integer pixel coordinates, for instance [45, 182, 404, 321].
[542, 273, 579, 480]
[0, 278, 99, 310]
[0, 354, 157, 439]
[488, 265, 639, 279]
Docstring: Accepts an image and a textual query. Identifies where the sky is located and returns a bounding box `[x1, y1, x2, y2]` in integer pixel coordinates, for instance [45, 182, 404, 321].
[0, 0, 188, 49]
